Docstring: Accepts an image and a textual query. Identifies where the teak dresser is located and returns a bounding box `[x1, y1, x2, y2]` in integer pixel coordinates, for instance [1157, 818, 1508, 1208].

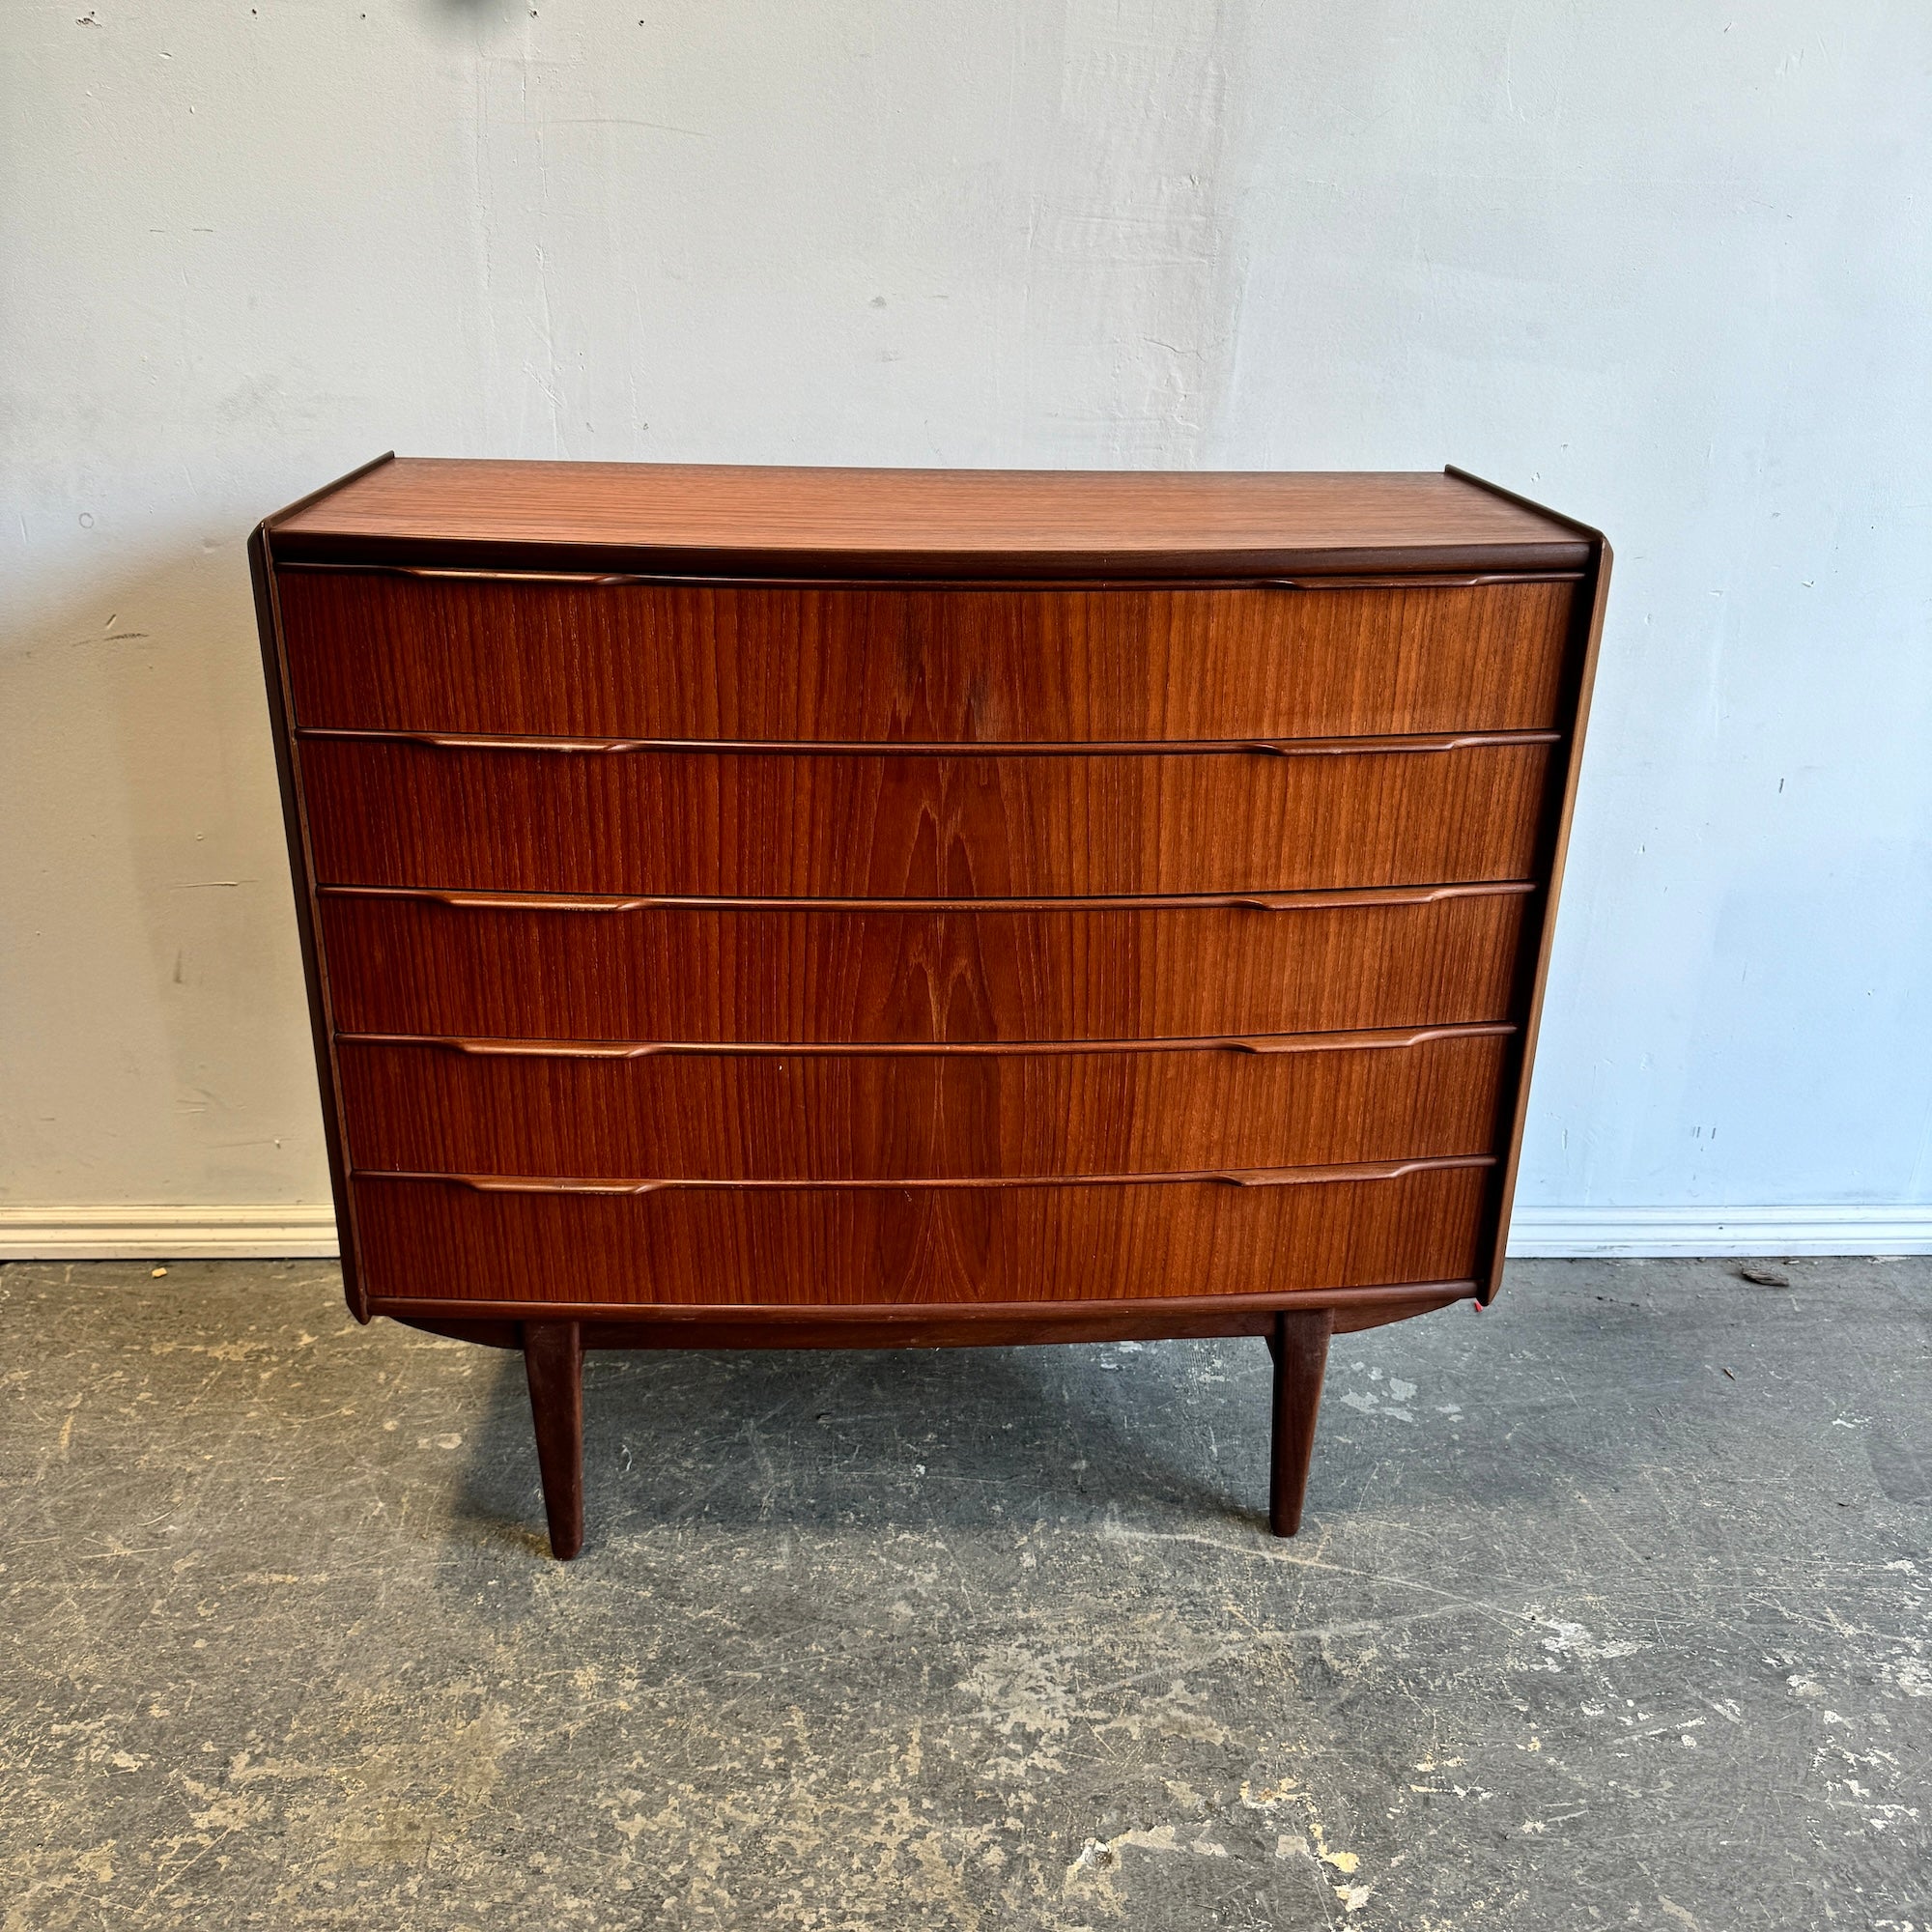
[251, 458, 1608, 1558]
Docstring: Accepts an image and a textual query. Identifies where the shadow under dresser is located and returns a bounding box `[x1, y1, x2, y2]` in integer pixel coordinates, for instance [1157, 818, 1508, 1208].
[250, 458, 1609, 1557]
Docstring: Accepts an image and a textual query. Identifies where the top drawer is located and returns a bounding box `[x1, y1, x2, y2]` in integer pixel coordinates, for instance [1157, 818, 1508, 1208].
[275, 571, 1576, 743]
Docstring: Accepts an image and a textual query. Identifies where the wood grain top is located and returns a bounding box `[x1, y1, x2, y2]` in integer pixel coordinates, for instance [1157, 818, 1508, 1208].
[267, 457, 1591, 579]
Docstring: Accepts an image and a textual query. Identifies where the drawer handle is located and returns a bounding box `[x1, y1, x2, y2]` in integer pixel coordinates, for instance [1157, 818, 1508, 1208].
[300, 726, 1558, 758]
[408, 892, 657, 914]
[1220, 1025, 1514, 1054]
[458, 1176, 668, 1195]
[1208, 1156, 1493, 1186]
[366, 1155, 1495, 1196]
[1225, 884, 1529, 911]
[1239, 732, 1559, 757]
[336, 1023, 1516, 1061]
[411, 733, 657, 754]
[444, 1038, 668, 1059]
[1260, 572, 1584, 589]
[320, 882, 1537, 914]
[398, 567, 649, 586]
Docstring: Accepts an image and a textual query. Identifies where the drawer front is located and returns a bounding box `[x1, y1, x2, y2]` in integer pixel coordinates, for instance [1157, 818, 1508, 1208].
[278, 573, 1575, 743]
[336, 1028, 1511, 1179]
[348, 1162, 1491, 1307]
[317, 886, 1528, 1043]
[298, 737, 1553, 897]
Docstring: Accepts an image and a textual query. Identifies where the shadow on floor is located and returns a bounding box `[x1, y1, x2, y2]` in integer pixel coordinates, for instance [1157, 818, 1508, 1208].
[445, 1335, 1282, 1553]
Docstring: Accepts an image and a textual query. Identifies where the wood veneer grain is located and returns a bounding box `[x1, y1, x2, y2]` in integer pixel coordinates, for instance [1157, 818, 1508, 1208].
[317, 886, 1531, 1044]
[276, 575, 1576, 744]
[347, 1161, 1492, 1306]
[268, 460, 1591, 578]
[334, 1027, 1512, 1179]
[297, 737, 1553, 897]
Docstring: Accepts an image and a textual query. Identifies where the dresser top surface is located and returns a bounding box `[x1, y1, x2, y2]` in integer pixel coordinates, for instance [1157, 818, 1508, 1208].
[268, 458, 1594, 578]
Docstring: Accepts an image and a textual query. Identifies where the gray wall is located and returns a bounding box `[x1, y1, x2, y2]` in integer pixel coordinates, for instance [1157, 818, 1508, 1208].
[5, 2, 1928, 1251]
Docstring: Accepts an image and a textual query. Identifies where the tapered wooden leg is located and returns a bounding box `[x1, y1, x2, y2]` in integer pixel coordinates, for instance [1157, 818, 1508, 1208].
[1268, 1308, 1333, 1537]
[522, 1321, 584, 1559]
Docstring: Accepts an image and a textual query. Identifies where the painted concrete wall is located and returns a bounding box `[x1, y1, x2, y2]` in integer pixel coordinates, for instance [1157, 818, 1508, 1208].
[5, 2, 1929, 1239]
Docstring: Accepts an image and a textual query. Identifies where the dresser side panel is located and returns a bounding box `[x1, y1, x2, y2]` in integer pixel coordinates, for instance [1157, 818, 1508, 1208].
[251, 529, 365, 1318]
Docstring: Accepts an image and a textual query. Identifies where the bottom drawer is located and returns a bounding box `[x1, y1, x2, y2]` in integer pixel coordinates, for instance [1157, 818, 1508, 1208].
[347, 1161, 1491, 1308]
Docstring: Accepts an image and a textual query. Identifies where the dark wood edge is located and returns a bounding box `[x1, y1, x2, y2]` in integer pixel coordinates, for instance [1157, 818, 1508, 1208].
[313, 880, 1540, 915]
[1447, 469, 1611, 1304]
[251, 526, 368, 1323]
[271, 556, 1588, 590]
[351, 1153, 1496, 1195]
[334, 1021, 1520, 1061]
[293, 725, 1563, 759]
[261, 452, 396, 532]
[267, 535, 1593, 579]
[379, 1281, 1478, 1347]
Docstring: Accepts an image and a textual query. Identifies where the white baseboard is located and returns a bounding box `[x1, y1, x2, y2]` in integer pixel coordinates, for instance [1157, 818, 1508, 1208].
[3, 1201, 1929, 1264]
[0, 1204, 340, 1261]
[1505, 1204, 1932, 1258]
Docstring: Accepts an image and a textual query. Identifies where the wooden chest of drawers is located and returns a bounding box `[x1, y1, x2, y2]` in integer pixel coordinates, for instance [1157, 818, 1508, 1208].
[251, 458, 1608, 1557]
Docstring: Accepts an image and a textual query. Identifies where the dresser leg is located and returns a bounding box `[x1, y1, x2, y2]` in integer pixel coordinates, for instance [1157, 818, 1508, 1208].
[522, 1321, 584, 1559]
[1268, 1308, 1333, 1537]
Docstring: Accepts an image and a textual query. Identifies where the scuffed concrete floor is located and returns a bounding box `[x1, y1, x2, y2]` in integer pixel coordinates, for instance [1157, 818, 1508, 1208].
[1, 1260, 1927, 1930]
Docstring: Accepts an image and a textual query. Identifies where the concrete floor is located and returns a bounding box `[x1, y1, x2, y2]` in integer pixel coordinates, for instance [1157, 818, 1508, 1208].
[1, 1259, 1926, 1930]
